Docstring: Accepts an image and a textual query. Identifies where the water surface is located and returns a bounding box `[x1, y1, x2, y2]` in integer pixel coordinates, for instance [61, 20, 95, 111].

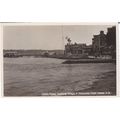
[4, 57, 116, 96]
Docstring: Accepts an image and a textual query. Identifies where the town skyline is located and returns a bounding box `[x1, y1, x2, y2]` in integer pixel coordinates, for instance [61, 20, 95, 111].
[4, 25, 114, 50]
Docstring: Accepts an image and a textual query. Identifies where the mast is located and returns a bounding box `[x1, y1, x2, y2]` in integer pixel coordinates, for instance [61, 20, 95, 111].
[61, 25, 65, 54]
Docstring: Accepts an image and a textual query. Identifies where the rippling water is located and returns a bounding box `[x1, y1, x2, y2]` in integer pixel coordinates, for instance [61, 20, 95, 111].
[4, 57, 116, 96]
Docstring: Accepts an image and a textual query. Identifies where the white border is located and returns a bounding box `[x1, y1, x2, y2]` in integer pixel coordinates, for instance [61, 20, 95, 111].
[1, 22, 117, 26]
[0, 24, 3, 97]
[1, 22, 119, 97]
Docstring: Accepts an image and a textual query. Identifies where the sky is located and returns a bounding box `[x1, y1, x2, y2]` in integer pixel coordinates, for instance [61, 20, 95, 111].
[3, 25, 114, 50]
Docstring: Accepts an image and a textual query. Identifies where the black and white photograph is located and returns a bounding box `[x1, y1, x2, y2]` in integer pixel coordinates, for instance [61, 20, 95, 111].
[3, 23, 117, 96]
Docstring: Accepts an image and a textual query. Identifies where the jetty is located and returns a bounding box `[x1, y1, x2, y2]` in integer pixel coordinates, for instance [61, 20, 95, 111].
[62, 59, 116, 64]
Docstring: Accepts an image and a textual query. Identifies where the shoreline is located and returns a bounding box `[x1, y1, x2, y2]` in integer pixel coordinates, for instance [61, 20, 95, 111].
[79, 71, 116, 96]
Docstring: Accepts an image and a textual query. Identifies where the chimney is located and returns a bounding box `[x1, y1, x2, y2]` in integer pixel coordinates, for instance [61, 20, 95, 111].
[100, 31, 104, 34]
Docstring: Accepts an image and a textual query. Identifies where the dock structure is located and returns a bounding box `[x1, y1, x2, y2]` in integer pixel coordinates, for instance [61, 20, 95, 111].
[62, 59, 116, 64]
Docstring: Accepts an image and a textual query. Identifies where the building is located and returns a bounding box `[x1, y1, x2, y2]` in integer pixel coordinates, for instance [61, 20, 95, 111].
[65, 43, 86, 55]
[65, 40, 92, 58]
[92, 26, 116, 59]
[92, 31, 107, 55]
[106, 26, 116, 48]
[106, 26, 116, 58]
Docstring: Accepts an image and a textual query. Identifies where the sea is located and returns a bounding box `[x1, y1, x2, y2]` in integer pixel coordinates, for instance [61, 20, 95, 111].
[4, 57, 116, 96]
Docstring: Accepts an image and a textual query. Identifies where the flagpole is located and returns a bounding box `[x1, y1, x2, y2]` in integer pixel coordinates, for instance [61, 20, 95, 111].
[61, 25, 65, 52]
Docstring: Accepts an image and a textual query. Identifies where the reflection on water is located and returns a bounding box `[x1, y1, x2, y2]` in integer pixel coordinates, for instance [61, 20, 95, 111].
[4, 57, 116, 96]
